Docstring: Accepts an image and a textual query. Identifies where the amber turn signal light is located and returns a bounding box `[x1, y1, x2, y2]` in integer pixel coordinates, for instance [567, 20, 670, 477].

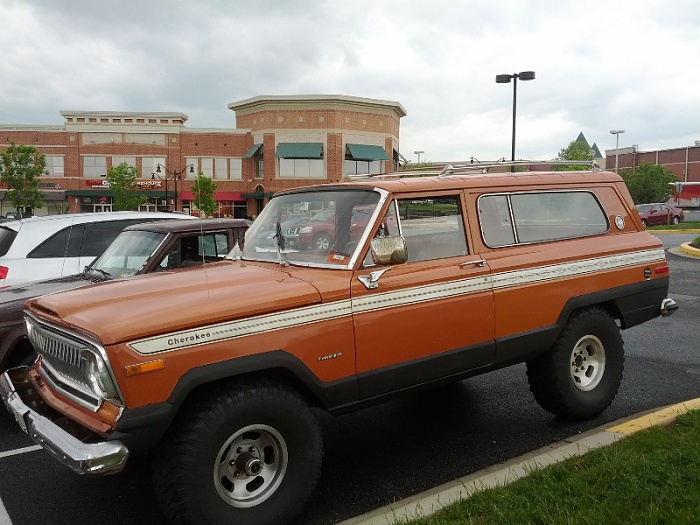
[124, 359, 165, 377]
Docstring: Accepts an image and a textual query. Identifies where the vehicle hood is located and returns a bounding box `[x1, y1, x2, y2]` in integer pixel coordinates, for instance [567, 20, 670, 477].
[0, 274, 94, 312]
[26, 262, 322, 345]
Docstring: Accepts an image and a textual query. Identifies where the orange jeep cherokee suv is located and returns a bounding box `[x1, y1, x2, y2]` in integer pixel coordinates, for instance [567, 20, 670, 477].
[1, 165, 678, 525]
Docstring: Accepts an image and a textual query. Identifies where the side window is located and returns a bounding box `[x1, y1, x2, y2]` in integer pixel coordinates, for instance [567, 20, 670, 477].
[479, 191, 609, 247]
[81, 220, 147, 257]
[157, 239, 182, 270]
[29, 224, 85, 258]
[201, 233, 230, 258]
[397, 196, 468, 262]
[479, 195, 516, 247]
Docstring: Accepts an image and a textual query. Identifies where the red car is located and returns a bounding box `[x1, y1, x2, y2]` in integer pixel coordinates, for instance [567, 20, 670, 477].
[285, 207, 373, 251]
[635, 203, 684, 227]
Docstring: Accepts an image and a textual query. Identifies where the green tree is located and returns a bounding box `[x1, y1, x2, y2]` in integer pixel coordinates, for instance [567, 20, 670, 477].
[0, 142, 45, 215]
[619, 163, 678, 204]
[553, 140, 594, 171]
[105, 162, 147, 211]
[191, 173, 217, 216]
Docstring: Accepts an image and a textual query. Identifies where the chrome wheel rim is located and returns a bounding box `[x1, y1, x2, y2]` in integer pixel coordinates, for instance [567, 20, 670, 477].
[315, 235, 330, 250]
[570, 335, 606, 391]
[214, 424, 288, 508]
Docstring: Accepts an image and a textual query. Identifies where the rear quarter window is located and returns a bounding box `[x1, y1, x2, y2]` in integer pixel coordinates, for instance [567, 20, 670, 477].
[479, 191, 609, 247]
[0, 227, 18, 257]
[29, 224, 85, 258]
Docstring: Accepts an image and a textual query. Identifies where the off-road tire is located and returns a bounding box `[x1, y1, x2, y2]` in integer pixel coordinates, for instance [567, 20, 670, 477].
[526, 307, 624, 420]
[153, 380, 323, 525]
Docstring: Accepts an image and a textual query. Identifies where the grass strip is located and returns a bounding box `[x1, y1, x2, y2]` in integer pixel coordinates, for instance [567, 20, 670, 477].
[398, 410, 700, 525]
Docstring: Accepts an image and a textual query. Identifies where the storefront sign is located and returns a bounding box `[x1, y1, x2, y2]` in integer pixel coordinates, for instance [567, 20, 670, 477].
[84, 180, 163, 189]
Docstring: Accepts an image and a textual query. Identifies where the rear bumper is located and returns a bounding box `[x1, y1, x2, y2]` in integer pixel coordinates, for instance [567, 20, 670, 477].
[660, 297, 679, 317]
[0, 366, 128, 476]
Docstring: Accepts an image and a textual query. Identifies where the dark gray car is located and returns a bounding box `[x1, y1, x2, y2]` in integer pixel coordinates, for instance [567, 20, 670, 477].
[0, 218, 249, 370]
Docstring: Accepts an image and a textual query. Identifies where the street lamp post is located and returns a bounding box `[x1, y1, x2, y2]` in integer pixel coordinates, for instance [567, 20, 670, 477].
[495, 71, 536, 167]
[414, 150, 424, 163]
[610, 130, 625, 173]
[151, 163, 194, 211]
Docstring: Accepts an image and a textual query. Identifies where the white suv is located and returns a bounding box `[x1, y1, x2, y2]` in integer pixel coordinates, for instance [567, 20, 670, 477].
[0, 211, 196, 287]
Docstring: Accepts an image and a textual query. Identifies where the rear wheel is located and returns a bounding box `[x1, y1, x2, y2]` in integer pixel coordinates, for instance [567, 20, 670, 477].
[526, 307, 624, 420]
[153, 380, 323, 525]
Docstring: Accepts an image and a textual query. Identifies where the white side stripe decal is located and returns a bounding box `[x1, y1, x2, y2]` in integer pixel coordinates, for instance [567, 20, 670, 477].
[128, 248, 666, 355]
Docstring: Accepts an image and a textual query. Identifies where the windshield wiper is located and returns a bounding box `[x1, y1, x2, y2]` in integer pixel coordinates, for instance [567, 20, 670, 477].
[273, 221, 289, 266]
[86, 266, 112, 280]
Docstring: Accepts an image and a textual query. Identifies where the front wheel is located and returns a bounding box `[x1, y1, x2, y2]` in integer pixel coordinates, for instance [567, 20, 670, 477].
[526, 307, 624, 420]
[153, 380, 323, 525]
[641, 218, 648, 228]
[672, 215, 680, 225]
[313, 233, 331, 251]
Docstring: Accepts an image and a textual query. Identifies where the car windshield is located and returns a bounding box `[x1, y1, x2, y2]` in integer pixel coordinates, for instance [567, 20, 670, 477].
[242, 189, 381, 268]
[635, 204, 654, 213]
[88, 230, 166, 279]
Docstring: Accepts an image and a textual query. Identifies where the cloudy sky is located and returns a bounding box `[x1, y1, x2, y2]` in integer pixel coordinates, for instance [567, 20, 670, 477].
[1, 0, 698, 163]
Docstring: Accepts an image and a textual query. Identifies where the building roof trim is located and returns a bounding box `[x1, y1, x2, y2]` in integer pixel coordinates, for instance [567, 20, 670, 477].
[60, 110, 189, 121]
[228, 94, 407, 118]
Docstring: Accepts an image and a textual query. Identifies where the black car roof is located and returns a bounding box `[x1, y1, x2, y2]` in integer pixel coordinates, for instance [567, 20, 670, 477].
[122, 218, 250, 234]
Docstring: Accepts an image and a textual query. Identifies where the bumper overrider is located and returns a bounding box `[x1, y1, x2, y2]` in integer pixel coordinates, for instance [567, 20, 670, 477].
[0, 366, 128, 476]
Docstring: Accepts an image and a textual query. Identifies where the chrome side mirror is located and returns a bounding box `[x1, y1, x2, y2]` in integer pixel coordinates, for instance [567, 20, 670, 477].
[370, 236, 408, 265]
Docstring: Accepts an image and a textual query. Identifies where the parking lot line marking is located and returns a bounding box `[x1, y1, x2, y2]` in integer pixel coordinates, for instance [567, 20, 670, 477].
[0, 497, 12, 525]
[0, 445, 42, 459]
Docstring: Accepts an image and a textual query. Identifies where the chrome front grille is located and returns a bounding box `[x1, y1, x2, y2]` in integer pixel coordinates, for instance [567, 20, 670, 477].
[32, 328, 83, 368]
[25, 314, 106, 410]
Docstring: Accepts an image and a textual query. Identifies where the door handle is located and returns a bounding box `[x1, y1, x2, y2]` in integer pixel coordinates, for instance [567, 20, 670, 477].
[460, 259, 486, 268]
[358, 267, 391, 290]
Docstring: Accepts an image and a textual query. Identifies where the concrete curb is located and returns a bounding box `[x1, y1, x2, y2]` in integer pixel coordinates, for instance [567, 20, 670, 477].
[338, 398, 700, 525]
[679, 242, 700, 258]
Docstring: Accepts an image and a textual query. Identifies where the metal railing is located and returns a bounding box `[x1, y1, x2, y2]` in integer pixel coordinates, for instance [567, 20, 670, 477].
[345, 159, 602, 181]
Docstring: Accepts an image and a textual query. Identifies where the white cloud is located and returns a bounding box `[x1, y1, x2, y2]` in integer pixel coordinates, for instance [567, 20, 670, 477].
[1, 0, 699, 160]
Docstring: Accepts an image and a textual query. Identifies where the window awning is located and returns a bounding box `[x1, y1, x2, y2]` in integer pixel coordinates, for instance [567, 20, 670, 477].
[242, 143, 262, 158]
[180, 191, 245, 202]
[346, 144, 390, 161]
[276, 143, 323, 159]
[65, 190, 169, 198]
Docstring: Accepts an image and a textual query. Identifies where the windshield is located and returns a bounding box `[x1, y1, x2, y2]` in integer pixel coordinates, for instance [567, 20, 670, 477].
[88, 230, 166, 279]
[242, 189, 382, 268]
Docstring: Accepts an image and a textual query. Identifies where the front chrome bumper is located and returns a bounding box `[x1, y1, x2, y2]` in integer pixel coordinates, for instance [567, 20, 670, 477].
[0, 367, 128, 476]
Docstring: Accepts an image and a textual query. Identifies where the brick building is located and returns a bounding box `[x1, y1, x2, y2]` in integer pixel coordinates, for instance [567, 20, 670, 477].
[605, 141, 700, 207]
[0, 94, 406, 218]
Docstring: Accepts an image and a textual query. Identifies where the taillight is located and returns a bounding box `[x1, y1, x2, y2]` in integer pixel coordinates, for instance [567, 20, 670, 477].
[0, 267, 7, 279]
[655, 265, 670, 275]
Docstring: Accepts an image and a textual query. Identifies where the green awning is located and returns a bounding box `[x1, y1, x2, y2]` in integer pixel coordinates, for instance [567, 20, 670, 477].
[243, 143, 262, 158]
[347, 144, 390, 161]
[276, 143, 323, 159]
[65, 190, 169, 198]
[241, 191, 275, 199]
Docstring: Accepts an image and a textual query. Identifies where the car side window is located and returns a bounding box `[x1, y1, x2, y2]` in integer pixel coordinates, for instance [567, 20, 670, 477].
[398, 196, 468, 262]
[202, 233, 229, 258]
[29, 224, 85, 258]
[81, 220, 144, 257]
[479, 191, 608, 247]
